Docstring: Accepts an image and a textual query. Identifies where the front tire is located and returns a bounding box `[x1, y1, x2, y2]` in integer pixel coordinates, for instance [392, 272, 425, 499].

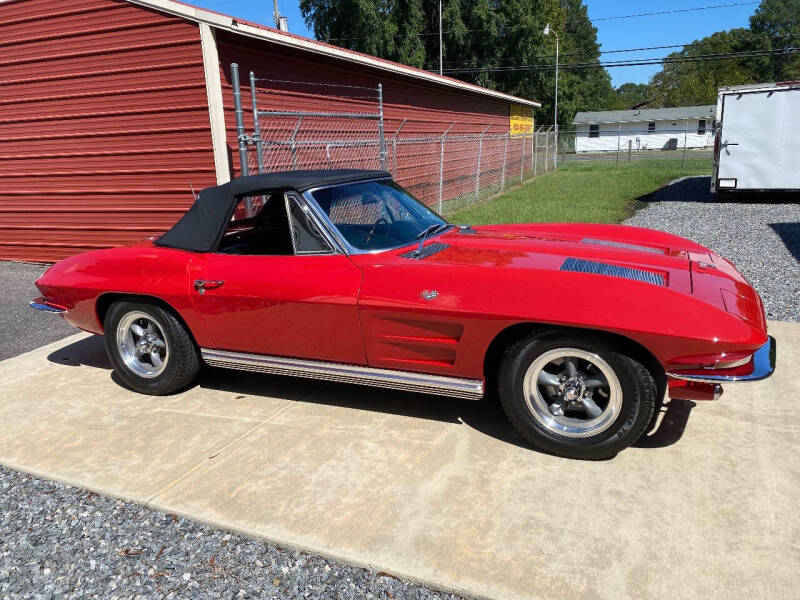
[498, 332, 656, 460]
[104, 301, 200, 395]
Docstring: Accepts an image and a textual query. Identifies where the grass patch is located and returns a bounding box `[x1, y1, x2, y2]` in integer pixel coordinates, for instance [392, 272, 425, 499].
[451, 158, 712, 225]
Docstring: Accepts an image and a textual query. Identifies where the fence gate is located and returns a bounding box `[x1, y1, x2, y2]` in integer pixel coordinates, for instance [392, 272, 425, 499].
[231, 63, 386, 180]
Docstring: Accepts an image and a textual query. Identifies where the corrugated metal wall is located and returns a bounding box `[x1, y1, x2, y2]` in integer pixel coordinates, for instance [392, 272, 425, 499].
[0, 0, 216, 262]
[0, 0, 521, 262]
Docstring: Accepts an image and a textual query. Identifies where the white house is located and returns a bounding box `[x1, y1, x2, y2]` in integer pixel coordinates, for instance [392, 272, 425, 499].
[572, 105, 716, 153]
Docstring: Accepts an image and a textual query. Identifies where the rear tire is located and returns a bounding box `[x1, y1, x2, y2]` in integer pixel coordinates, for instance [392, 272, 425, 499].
[104, 301, 200, 395]
[498, 332, 656, 460]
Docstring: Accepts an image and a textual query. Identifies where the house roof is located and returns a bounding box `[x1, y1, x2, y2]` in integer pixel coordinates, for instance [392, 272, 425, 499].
[126, 0, 540, 108]
[573, 105, 716, 124]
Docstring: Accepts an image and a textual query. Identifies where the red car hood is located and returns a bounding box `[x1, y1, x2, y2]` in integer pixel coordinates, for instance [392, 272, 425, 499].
[423, 223, 765, 329]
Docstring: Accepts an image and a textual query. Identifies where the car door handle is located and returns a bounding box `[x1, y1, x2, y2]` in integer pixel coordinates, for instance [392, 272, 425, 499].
[194, 279, 225, 294]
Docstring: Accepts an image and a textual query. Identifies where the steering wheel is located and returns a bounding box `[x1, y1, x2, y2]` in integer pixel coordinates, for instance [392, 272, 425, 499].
[365, 217, 389, 244]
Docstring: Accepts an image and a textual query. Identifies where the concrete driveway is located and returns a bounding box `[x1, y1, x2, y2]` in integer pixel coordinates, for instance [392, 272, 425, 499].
[1, 323, 798, 600]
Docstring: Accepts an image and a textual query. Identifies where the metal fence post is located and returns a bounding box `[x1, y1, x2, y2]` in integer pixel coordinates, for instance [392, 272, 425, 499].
[290, 117, 303, 170]
[231, 63, 249, 177]
[628, 140, 632, 162]
[682, 119, 688, 170]
[230, 63, 251, 215]
[474, 126, 490, 203]
[392, 119, 406, 178]
[554, 127, 559, 169]
[438, 123, 453, 214]
[616, 123, 621, 165]
[544, 131, 549, 173]
[248, 71, 265, 175]
[533, 132, 538, 176]
[500, 132, 510, 190]
[377, 83, 387, 170]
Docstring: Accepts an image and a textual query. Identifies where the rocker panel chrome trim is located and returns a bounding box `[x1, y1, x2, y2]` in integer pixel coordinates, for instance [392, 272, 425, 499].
[200, 349, 484, 400]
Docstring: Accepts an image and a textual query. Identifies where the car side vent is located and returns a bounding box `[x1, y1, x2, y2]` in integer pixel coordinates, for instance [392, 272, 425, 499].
[560, 257, 665, 286]
[399, 242, 449, 260]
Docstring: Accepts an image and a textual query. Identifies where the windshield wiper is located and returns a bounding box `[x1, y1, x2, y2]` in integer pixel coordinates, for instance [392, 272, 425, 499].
[412, 223, 449, 256]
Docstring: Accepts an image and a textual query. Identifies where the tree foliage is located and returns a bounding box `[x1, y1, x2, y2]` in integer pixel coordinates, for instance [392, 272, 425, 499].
[299, 0, 612, 129]
[607, 83, 652, 110]
[299, 0, 798, 121]
[750, 0, 800, 80]
[648, 0, 799, 106]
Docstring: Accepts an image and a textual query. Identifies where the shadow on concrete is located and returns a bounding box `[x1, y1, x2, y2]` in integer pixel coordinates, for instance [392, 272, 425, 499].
[638, 176, 800, 205]
[200, 368, 697, 455]
[46, 335, 694, 455]
[769, 222, 800, 263]
[204, 369, 556, 452]
[47, 334, 110, 369]
[634, 399, 696, 449]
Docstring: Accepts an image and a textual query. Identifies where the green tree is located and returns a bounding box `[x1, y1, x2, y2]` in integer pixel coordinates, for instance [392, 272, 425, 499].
[609, 83, 652, 109]
[299, 0, 613, 129]
[750, 0, 800, 80]
[649, 28, 772, 106]
[555, 0, 614, 128]
[647, 0, 799, 107]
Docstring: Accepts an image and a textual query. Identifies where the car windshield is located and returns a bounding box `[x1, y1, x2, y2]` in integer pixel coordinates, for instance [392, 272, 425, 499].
[309, 179, 448, 251]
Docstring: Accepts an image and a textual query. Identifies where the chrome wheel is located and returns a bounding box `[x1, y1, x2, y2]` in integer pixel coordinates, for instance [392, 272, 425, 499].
[115, 311, 169, 378]
[523, 348, 622, 439]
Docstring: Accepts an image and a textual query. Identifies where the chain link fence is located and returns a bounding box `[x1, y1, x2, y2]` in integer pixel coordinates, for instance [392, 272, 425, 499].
[556, 126, 715, 168]
[231, 64, 556, 217]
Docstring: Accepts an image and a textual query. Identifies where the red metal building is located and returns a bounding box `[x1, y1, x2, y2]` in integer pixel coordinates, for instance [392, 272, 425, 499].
[0, 0, 539, 262]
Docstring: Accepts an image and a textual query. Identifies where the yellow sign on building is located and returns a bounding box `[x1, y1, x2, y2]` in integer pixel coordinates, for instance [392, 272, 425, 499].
[510, 104, 534, 136]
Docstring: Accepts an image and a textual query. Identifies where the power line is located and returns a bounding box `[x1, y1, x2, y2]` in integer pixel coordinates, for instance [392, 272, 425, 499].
[589, 1, 759, 22]
[427, 31, 799, 70]
[323, 1, 760, 43]
[440, 47, 800, 73]
[430, 43, 690, 69]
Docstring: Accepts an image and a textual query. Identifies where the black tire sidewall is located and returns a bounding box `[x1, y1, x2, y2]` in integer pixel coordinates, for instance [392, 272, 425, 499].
[500, 334, 653, 458]
[104, 301, 196, 395]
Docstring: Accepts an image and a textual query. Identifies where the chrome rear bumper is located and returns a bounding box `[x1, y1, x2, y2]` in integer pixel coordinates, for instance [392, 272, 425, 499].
[29, 298, 66, 313]
[668, 336, 776, 383]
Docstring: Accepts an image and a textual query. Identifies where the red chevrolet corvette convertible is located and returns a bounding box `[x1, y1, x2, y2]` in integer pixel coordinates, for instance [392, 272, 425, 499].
[31, 169, 775, 459]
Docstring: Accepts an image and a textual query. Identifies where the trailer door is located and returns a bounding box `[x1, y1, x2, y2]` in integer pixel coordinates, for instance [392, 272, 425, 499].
[717, 88, 800, 191]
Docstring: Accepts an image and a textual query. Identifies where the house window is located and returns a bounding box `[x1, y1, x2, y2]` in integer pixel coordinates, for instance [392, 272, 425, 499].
[647, 122, 656, 133]
[589, 124, 599, 138]
[698, 119, 707, 135]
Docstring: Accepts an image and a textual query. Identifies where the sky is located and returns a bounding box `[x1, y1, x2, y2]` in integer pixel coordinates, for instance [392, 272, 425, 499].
[189, 0, 760, 87]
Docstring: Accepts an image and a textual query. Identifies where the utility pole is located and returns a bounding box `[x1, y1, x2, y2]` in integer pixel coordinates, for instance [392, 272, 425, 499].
[543, 23, 559, 167]
[439, 1, 443, 75]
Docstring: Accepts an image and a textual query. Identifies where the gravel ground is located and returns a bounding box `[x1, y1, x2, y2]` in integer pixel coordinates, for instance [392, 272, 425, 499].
[625, 176, 800, 322]
[0, 261, 77, 360]
[0, 465, 463, 600]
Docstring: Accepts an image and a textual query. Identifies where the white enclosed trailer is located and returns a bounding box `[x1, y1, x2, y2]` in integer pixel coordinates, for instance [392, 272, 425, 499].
[712, 82, 800, 193]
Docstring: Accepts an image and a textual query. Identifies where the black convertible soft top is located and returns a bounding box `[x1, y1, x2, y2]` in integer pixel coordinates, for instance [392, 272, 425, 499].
[156, 169, 390, 252]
